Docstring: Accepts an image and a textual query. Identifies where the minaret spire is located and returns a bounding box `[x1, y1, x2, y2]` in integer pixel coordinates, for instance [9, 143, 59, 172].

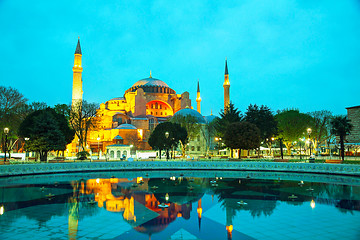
[196, 79, 201, 114]
[75, 37, 82, 55]
[72, 38, 83, 107]
[223, 58, 230, 112]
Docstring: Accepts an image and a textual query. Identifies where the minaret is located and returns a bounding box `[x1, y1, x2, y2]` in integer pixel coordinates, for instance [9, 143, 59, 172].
[223, 58, 230, 111]
[196, 80, 201, 114]
[72, 38, 83, 107]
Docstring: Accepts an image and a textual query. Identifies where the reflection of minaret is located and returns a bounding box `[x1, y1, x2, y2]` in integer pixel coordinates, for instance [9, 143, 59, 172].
[72, 38, 83, 107]
[68, 181, 80, 240]
[223, 58, 230, 112]
[197, 199, 202, 230]
[226, 205, 233, 240]
[196, 80, 201, 114]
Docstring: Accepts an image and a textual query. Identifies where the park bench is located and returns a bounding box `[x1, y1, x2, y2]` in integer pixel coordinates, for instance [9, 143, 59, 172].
[325, 159, 342, 164]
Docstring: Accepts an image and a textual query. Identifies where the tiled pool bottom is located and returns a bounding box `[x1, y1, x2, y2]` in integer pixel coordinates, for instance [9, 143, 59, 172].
[1, 175, 360, 240]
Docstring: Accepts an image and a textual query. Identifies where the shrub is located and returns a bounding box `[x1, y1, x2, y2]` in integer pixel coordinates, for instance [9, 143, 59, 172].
[76, 151, 90, 160]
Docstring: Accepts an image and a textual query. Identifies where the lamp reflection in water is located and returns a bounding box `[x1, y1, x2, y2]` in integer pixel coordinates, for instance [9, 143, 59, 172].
[311, 199, 316, 209]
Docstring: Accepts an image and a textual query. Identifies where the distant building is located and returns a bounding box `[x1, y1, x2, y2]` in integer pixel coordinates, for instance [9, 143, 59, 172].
[346, 105, 360, 144]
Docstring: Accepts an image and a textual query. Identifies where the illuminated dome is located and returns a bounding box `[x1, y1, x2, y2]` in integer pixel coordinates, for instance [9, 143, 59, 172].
[132, 77, 169, 88]
[126, 74, 176, 94]
[173, 108, 206, 124]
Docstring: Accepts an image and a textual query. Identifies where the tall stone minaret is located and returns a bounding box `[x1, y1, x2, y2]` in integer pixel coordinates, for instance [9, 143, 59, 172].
[196, 80, 201, 114]
[72, 38, 83, 107]
[223, 58, 230, 111]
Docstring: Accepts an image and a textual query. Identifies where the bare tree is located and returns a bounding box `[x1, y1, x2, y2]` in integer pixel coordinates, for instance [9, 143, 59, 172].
[69, 100, 99, 151]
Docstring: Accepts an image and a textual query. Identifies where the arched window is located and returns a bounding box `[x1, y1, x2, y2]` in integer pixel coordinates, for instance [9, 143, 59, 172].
[123, 150, 127, 157]
[110, 151, 114, 158]
[117, 150, 121, 159]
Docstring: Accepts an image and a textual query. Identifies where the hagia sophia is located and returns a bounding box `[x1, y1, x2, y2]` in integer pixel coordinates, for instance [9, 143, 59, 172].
[66, 39, 231, 158]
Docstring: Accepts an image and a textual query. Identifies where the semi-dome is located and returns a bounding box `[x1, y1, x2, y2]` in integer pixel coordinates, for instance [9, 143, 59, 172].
[173, 108, 206, 124]
[115, 123, 137, 130]
[132, 77, 169, 88]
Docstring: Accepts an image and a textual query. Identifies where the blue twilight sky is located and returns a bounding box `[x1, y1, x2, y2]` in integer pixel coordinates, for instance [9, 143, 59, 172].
[1, 0, 359, 116]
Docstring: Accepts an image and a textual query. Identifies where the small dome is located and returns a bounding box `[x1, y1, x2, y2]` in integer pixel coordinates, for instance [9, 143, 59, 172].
[204, 115, 217, 123]
[132, 77, 169, 88]
[173, 108, 206, 124]
[113, 135, 123, 140]
[116, 124, 137, 130]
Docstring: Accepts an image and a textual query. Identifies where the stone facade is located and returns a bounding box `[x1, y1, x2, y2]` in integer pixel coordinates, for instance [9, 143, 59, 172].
[346, 105, 360, 143]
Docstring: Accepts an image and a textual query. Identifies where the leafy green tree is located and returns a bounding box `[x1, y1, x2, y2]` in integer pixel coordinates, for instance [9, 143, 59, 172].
[69, 100, 99, 151]
[148, 122, 187, 159]
[330, 115, 352, 162]
[170, 114, 201, 157]
[275, 109, 314, 155]
[215, 102, 242, 138]
[244, 104, 278, 143]
[54, 104, 71, 120]
[19, 108, 74, 161]
[224, 122, 260, 158]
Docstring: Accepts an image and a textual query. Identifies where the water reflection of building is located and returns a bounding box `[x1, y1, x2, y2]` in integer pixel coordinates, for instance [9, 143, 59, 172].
[84, 177, 203, 238]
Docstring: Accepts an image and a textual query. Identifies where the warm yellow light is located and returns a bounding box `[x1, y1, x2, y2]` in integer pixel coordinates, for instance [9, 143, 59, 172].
[271, 137, 275, 141]
[307, 128, 312, 134]
[165, 193, 169, 201]
[0, 205, 4, 215]
[137, 129, 143, 140]
[311, 199, 315, 209]
[96, 178, 100, 184]
[215, 137, 219, 141]
[226, 225, 233, 233]
[4, 127, 9, 134]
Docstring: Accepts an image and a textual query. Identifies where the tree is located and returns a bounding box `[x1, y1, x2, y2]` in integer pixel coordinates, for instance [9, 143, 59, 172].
[69, 100, 99, 151]
[244, 104, 277, 142]
[0, 86, 28, 136]
[275, 109, 314, 155]
[170, 114, 201, 157]
[330, 115, 352, 162]
[19, 108, 74, 161]
[224, 122, 260, 159]
[201, 117, 218, 156]
[148, 122, 187, 159]
[308, 110, 332, 153]
[54, 104, 71, 120]
[215, 102, 242, 138]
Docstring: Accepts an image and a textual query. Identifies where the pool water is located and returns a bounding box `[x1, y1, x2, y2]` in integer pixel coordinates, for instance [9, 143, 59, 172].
[0, 172, 360, 240]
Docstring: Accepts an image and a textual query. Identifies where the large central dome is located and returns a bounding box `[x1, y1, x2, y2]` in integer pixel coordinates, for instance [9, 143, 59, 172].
[132, 77, 169, 88]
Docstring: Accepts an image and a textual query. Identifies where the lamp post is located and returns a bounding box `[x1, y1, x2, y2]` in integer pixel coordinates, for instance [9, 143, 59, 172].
[215, 137, 221, 155]
[307, 128, 312, 156]
[271, 137, 275, 157]
[3, 128, 9, 162]
[299, 138, 304, 160]
[165, 132, 169, 160]
[97, 136, 100, 160]
[24, 137, 29, 161]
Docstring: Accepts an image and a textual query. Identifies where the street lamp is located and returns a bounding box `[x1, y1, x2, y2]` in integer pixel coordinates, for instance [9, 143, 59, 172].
[3, 128, 9, 162]
[165, 132, 169, 160]
[97, 136, 100, 160]
[215, 137, 222, 155]
[307, 128, 312, 156]
[299, 138, 304, 160]
[24, 137, 30, 161]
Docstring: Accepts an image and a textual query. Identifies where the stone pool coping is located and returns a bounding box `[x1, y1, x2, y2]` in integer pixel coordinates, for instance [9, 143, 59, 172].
[1, 161, 360, 178]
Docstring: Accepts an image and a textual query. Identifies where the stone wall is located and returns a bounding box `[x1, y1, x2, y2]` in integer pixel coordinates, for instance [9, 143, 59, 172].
[347, 106, 360, 143]
[1, 161, 360, 178]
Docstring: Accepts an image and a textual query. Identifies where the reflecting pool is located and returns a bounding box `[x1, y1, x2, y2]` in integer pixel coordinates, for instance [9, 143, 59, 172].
[0, 171, 360, 240]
